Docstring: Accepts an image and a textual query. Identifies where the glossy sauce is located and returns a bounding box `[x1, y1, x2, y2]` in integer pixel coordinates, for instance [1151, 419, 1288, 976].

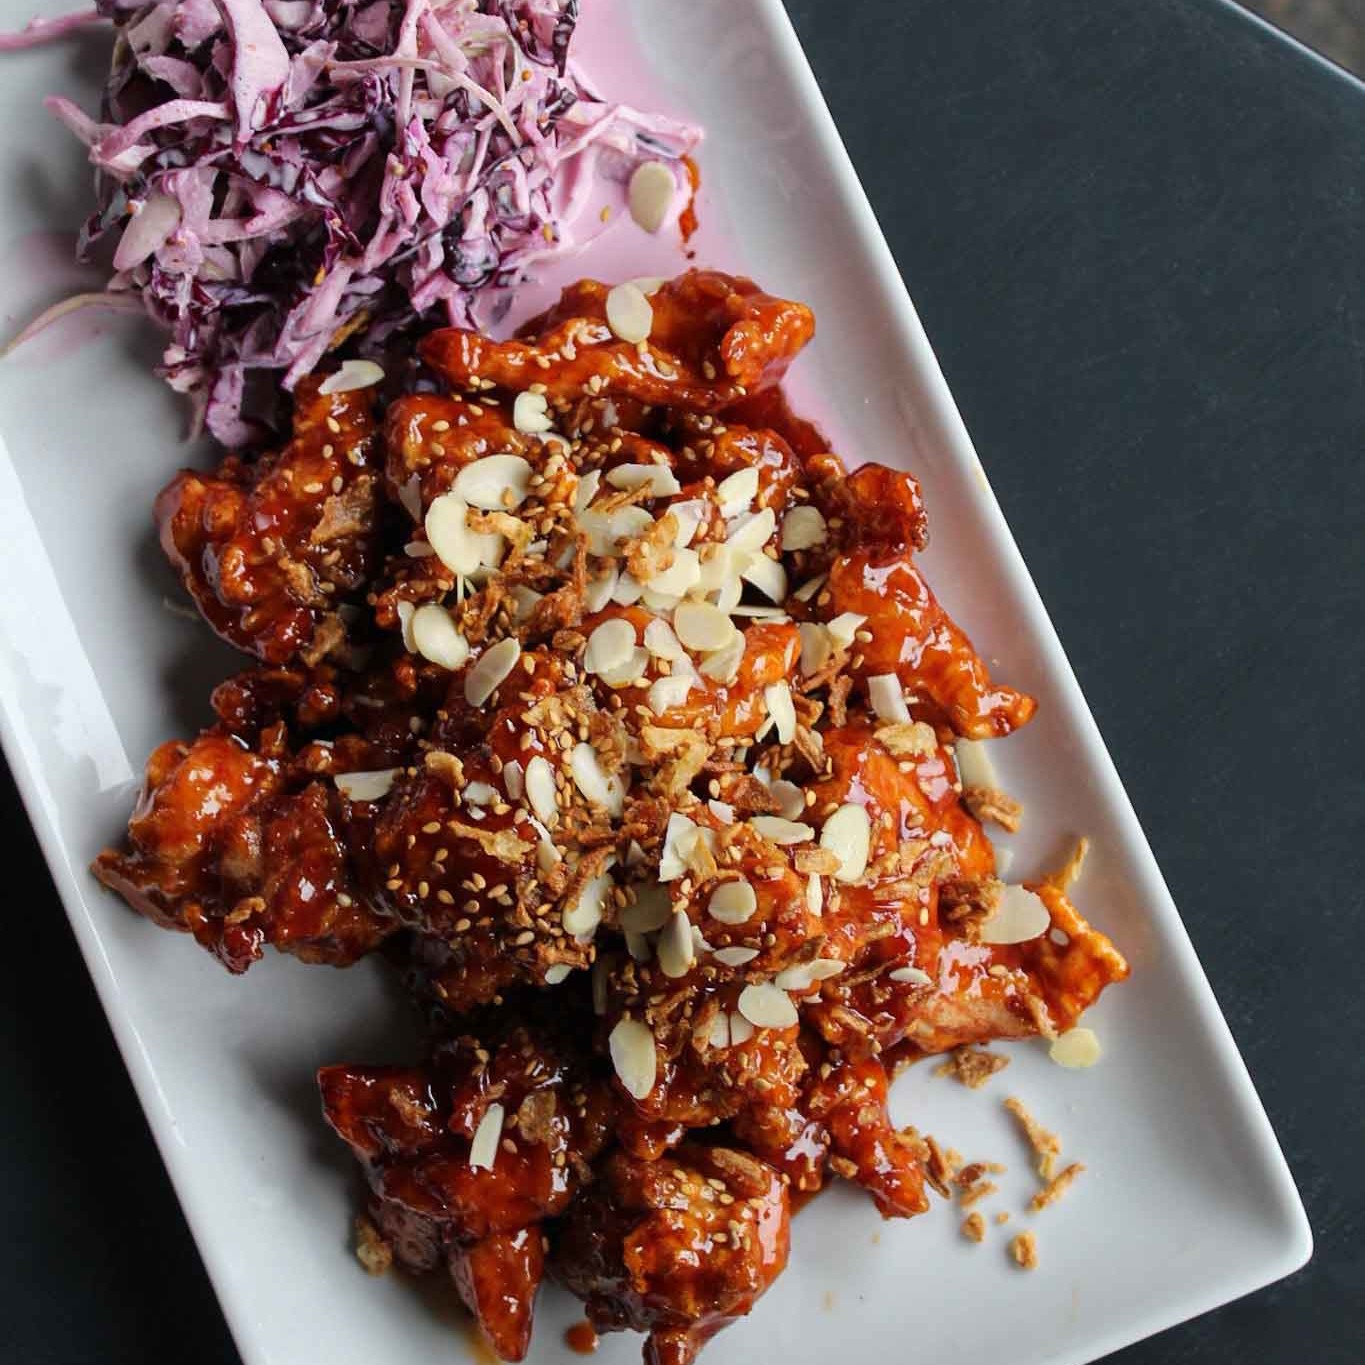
[565, 1321, 600, 1355]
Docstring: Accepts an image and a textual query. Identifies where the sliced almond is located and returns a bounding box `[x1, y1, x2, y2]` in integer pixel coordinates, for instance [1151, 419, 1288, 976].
[524, 755, 558, 827]
[729, 1011, 756, 1045]
[627, 161, 676, 233]
[502, 760, 525, 801]
[716, 467, 759, 518]
[396, 599, 417, 652]
[805, 874, 823, 915]
[763, 681, 797, 744]
[669, 499, 707, 546]
[513, 390, 554, 434]
[463, 781, 498, 805]
[680, 825, 718, 878]
[700, 632, 745, 683]
[574, 468, 602, 514]
[780, 505, 827, 551]
[335, 769, 400, 802]
[608, 1017, 657, 1099]
[1049, 1026, 1103, 1069]
[979, 884, 1051, 945]
[612, 571, 645, 606]
[647, 673, 693, 715]
[468, 1102, 504, 1170]
[696, 544, 738, 594]
[674, 601, 737, 653]
[658, 812, 697, 882]
[606, 463, 682, 498]
[563, 869, 613, 937]
[426, 492, 486, 576]
[411, 604, 471, 670]
[706, 1011, 732, 1048]
[792, 573, 827, 603]
[799, 621, 832, 676]
[742, 553, 788, 603]
[889, 964, 933, 987]
[319, 358, 384, 395]
[712, 571, 744, 614]
[584, 618, 636, 677]
[644, 617, 685, 660]
[738, 982, 799, 1031]
[708, 878, 758, 925]
[510, 585, 543, 622]
[453, 454, 533, 510]
[464, 637, 522, 707]
[820, 803, 871, 882]
[649, 547, 702, 598]
[605, 282, 653, 344]
[770, 779, 806, 821]
[774, 958, 846, 992]
[570, 742, 626, 817]
[544, 963, 574, 985]
[955, 738, 998, 790]
[825, 612, 867, 650]
[658, 909, 696, 978]
[621, 884, 672, 934]
[868, 673, 911, 724]
[585, 564, 620, 612]
[725, 506, 776, 555]
[750, 815, 814, 845]
[713, 946, 759, 968]
[597, 646, 650, 687]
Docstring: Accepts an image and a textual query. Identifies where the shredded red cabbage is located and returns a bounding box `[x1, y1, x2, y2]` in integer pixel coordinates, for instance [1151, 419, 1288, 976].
[14, 0, 700, 443]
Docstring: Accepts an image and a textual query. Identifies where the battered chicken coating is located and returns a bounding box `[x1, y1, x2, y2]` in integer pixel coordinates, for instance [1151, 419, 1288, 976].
[420, 270, 816, 411]
[156, 375, 383, 665]
[319, 1023, 614, 1361]
[91, 657, 422, 971]
[553, 1145, 790, 1365]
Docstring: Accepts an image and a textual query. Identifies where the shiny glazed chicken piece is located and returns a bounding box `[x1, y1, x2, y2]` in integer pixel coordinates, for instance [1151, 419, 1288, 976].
[420, 271, 816, 412]
[319, 1023, 615, 1362]
[553, 1144, 790, 1365]
[156, 376, 383, 665]
[92, 661, 412, 971]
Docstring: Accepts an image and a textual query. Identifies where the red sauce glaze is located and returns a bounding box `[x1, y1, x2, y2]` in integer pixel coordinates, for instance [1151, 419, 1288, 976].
[678, 156, 701, 244]
[96, 267, 1129, 1365]
[565, 1321, 600, 1355]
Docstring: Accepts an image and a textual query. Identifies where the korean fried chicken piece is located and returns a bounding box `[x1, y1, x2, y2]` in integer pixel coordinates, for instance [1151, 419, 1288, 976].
[92, 726, 394, 972]
[774, 717, 1127, 1057]
[92, 659, 419, 972]
[319, 1025, 614, 1361]
[905, 879, 1131, 1053]
[553, 1145, 790, 1365]
[156, 376, 382, 665]
[420, 270, 815, 411]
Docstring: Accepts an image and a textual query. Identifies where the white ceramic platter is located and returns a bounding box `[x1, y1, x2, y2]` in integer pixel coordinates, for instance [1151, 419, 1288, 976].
[0, 2, 1310, 1364]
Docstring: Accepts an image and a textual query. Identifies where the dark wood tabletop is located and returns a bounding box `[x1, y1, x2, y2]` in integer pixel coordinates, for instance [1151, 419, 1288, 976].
[4, 1, 1362, 1362]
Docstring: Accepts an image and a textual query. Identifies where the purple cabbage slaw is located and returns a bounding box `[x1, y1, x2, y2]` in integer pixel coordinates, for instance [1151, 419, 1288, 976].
[8, 0, 700, 443]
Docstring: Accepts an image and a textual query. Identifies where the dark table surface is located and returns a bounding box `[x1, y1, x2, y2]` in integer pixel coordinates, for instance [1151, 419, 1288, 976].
[5, 1, 1363, 1361]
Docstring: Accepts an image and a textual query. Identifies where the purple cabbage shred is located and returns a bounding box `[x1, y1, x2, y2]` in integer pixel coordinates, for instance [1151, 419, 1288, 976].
[22, 0, 699, 443]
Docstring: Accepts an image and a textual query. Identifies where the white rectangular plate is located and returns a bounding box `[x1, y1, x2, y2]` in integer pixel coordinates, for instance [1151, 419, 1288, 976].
[0, 2, 1310, 1364]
